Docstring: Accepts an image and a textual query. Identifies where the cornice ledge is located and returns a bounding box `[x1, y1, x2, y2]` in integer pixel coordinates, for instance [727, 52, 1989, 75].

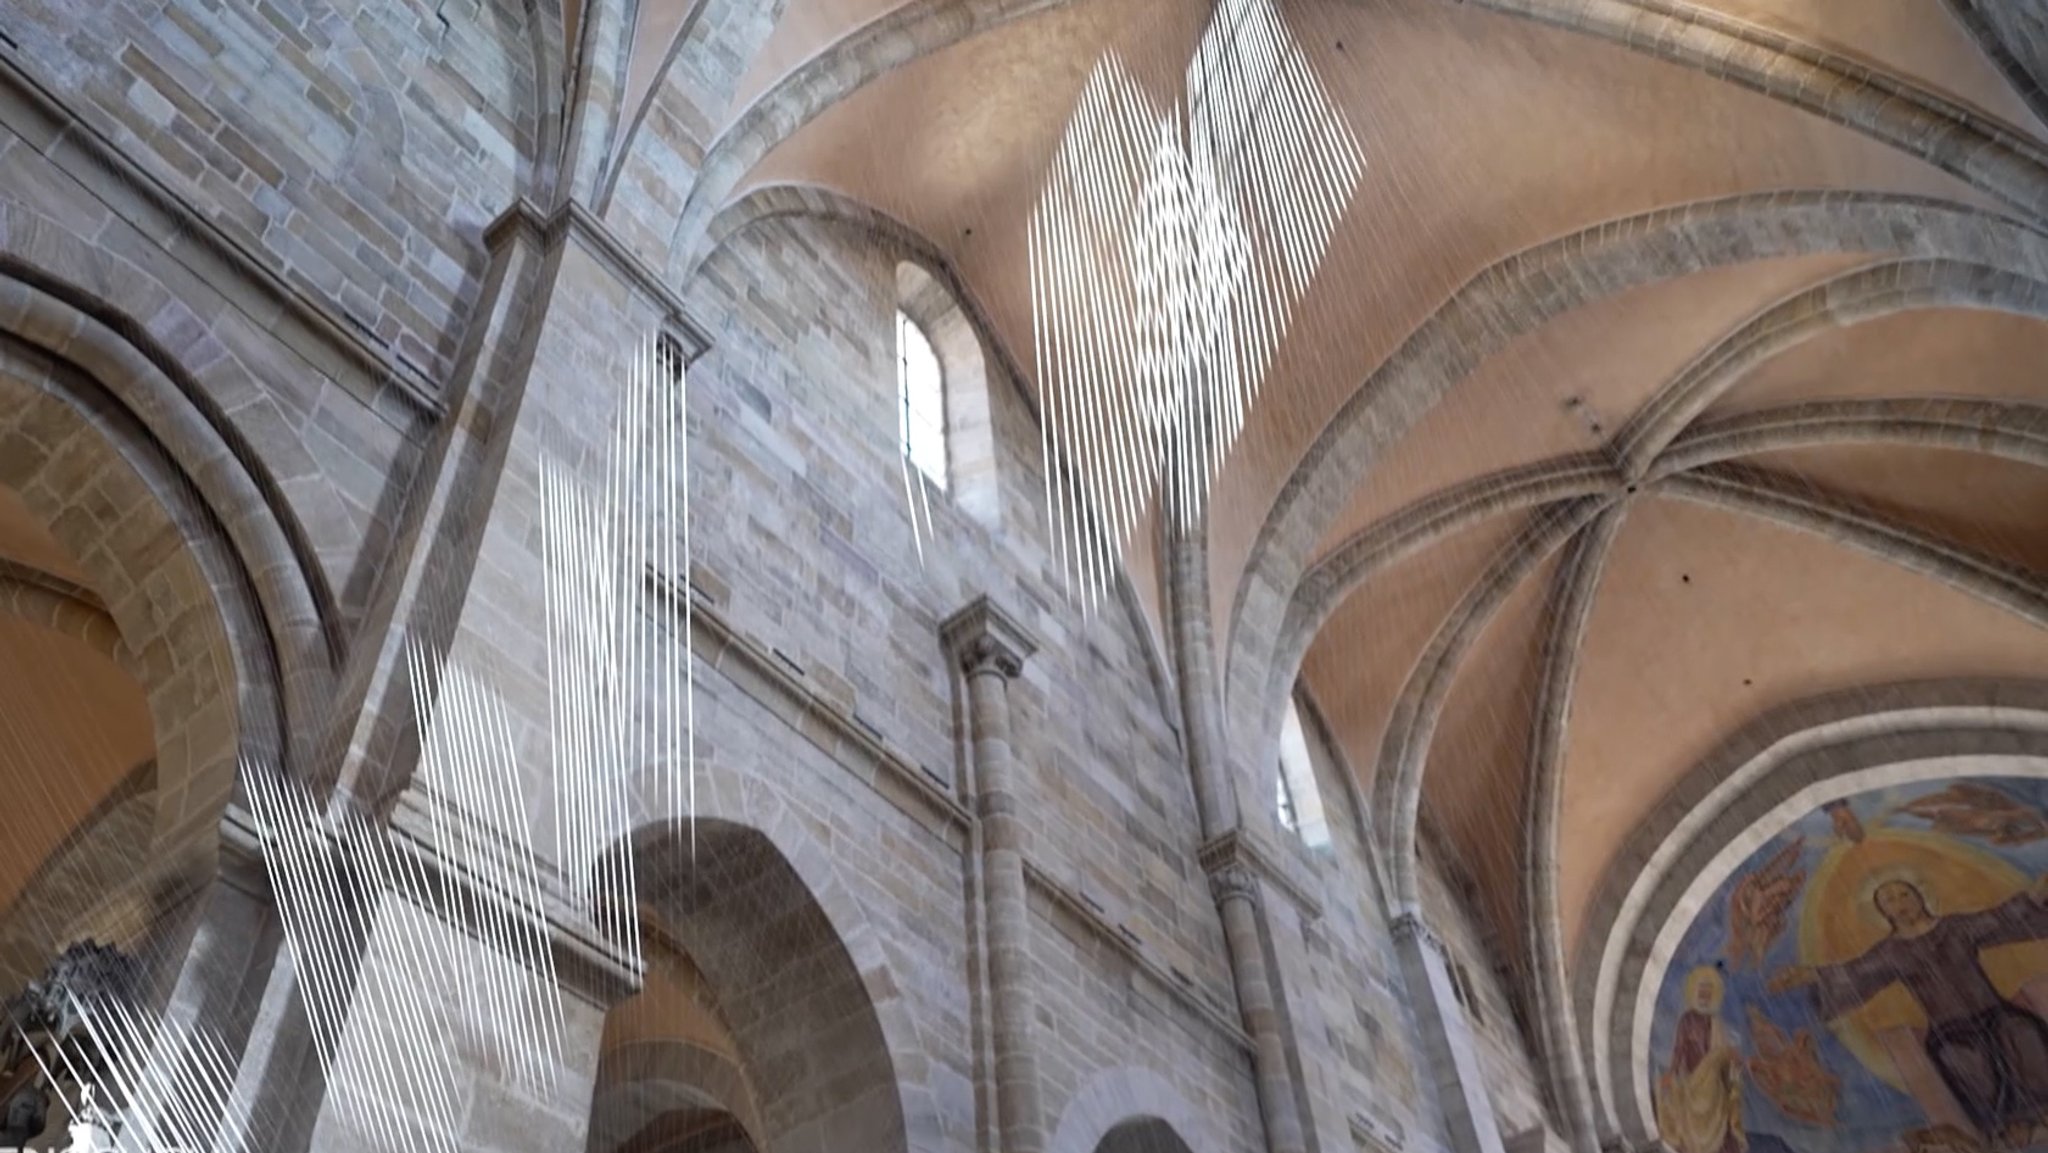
[484, 198, 712, 364]
[386, 787, 644, 1006]
[1197, 828, 1325, 920]
[0, 50, 445, 424]
[645, 566, 975, 840]
[1020, 857, 1254, 1055]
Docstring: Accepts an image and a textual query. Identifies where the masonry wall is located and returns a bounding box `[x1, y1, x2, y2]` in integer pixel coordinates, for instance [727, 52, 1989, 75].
[677, 214, 1259, 1141]
[0, 10, 1563, 1148]
[1283, 695, 1451, 1153]
[0, 78, 437, 639]
[0, 0, 536, 377]
[1418, 838, 1550, 1144]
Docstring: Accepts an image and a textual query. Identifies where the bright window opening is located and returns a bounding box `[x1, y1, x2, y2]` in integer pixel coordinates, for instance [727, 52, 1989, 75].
[897, 311, 947, 489]
[1276, 699, 1330, 848]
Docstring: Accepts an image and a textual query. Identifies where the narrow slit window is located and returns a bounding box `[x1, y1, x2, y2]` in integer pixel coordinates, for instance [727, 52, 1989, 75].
[897, 311, 947, 488]
[1277, 698, 1331, 848]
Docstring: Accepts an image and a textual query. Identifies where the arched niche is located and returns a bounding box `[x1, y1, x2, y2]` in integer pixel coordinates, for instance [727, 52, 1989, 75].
[1096, 1118, 1196, 1153]
[597, 819, 907, 1153]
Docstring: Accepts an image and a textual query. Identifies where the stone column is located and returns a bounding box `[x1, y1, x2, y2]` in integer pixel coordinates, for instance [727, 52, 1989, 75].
[1163, 508, 1309, 1153]
[941, 596, 1044, 1153]
[1392, 913, 1507, 1153]
[1208, 865, 1309, 1153]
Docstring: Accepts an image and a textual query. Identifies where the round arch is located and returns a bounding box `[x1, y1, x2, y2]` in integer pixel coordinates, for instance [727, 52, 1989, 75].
[1049, 1066, 1211, 1153]
[622, 798, 916, 1153]
[0, 212, 335, 918]
[1570, 678, 2048, 1148]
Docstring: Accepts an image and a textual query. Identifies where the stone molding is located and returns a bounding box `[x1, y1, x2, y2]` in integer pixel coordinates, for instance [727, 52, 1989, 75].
[1022, 858, 1253, 1055]
[482, 198, 713, 364]
[0, 51, 443, 424]
[1046, 1065, 1214, 1153]
[1615, 259, 2048, 474]
[1205, 863, 1259, 909]
[0, 557, 117, 658]
[1378, 498, 1613, 909]
[1522, 506, 1630, 1153]
[646, 567, 975, 841]
[1228, 193, 2048, 801]
[385, 786, 645, 1006]
[1665, 465, 2048, 626]
[939, 594, 1039, 680]
[1388, 912, 1445, 958]
[1474, 0, 2048, 218]
[1196, 829, 1323, 920]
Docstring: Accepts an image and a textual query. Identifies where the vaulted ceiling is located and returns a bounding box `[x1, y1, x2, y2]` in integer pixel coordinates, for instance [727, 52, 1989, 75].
[0, 484, 154, 917]
[600, 0, 2048, 1014]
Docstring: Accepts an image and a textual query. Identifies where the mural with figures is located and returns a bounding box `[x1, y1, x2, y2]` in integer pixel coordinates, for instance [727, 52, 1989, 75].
[1651, 777, 2048, 1153]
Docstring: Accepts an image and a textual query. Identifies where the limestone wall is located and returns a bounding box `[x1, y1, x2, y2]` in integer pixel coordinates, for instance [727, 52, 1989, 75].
[1, 0, 537, 377]
[1418, 838, 1549, 1145]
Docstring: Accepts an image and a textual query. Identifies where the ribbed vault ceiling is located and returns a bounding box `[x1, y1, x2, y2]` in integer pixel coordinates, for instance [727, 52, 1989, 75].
[599, 0, 2048, 1020]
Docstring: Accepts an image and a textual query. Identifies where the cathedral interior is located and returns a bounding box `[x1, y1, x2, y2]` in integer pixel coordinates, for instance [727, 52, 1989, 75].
[0, 0, 2045, 1150]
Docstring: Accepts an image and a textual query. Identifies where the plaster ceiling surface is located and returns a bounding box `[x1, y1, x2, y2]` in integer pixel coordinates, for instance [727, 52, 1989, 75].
[1705, 0, 2047, 134]
[0, 614, 153, 916]
[709, 0, 2048, 1014]
[1705, 307, 2048, 417]
[1298, 511, 1528, 798]
[1555, 496, 2048, 946]
[739, 0, 2000, 646]
[731, 0, 908, 116]
[1415, 548, 1554, 946]
[1739, 444, 2048, 575]
[1312, 252, 1877, 554]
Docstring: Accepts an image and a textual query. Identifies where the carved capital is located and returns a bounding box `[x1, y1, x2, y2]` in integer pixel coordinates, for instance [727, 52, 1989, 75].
[939, 596, 1038, 681]
[1208, 863, 1260, 908]
[1390, 912, 1444, 957]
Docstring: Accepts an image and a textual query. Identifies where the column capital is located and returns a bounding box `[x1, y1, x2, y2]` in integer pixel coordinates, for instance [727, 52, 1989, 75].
[1208, 863, 1260, 908]
[940, 595, 1038, 680]
[1390, 911, 1446, 958]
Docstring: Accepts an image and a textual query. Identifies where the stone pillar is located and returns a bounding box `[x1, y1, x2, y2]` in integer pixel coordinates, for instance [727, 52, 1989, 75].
[1209, 865, 1309, 1153]
[1392, 914, 1507, 1153]
[1162, 508, 1309, 1153]
[940, 596, 1044, 1153]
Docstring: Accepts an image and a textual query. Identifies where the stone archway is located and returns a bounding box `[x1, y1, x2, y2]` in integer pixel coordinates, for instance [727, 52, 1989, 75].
[1095, 1119, 1196, 1153]
[616, 818, 909, 1153]
[1571, 679, 2048, 1148]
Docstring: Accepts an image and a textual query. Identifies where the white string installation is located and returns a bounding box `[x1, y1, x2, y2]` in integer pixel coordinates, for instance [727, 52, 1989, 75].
[1030, 0, 1363, 607]
[541, 332, 694, 968]
[229, 332, 692, 1152]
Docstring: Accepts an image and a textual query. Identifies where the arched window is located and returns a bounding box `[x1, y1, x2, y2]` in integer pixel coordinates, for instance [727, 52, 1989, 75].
[1276, 697, 1331, 848]
[896, 310, 947, 489]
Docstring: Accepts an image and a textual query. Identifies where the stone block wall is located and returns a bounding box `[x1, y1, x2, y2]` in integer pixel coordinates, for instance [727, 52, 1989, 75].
[0, 0, 536, 377]
[1286, 695, 1450, 1153]
[0, 5, 1563, 1146]
[1418, 840, 1549, 1144]
[0, 85, 435, 641]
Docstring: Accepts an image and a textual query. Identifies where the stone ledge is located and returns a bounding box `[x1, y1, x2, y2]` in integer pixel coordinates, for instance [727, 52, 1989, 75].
[485, 199, 712, 364]
[0, 48, 444, 428]
[1022, 857, 1253, 1055]
[1197, 828, 1324, 920]
[384, 787, 644, 1007]
[645, 566, 974, 847]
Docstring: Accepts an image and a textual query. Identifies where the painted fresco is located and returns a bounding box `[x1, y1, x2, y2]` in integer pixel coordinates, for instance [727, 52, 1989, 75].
[1651, 778, 2048, 1153]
